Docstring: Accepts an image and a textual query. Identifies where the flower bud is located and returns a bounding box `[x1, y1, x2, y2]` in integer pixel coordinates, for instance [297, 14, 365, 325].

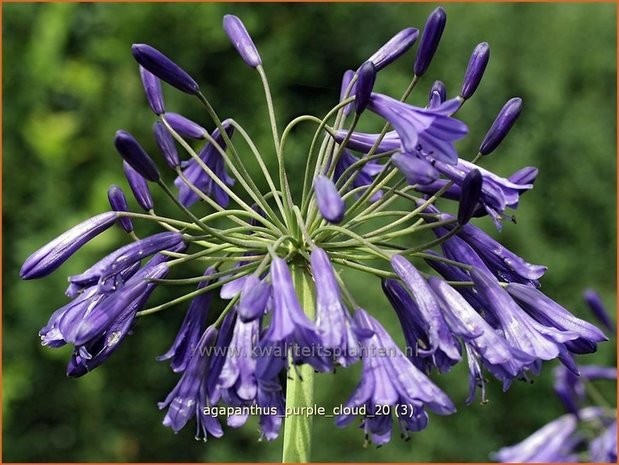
[429, 80, 447, 104]
[114, 130, 160, 181]
[355, 61, 376, 115]
[238, 275, 271, 322]
[314, 175, 345, 224]
[139, 66, 165, 115]
[107, 185, 133, 233]
[340, 69, 355, 117]
[460, 42, 490, 100]
[153, 121, 179, 168]
[368, 27, 419, 72]
[20, 212, 118, 279]
[457, 169, 483, 225]
[223, 15, 262, 68]
[392, 153, 439, 185]
[131, 44, 199, 95]
[123, 161, 154, 211]
[479, 97, 522, 155]
[164, 112, 207, 140]
[414, 7, 447, 77]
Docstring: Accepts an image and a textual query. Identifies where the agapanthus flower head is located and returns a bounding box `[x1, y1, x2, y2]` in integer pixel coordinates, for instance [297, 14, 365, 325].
[480, 97, 522, 155]
[114, 130, 160, 182]
[154, 121, 180, 169]
[132, 43, 200, 95]
[123, 161, 154, 211]
[139, 65, 165, 115]
[223, 14, 262, 68]
[414, 6, 447, 77]
[314, 174, 345, 224]
[367, 27, 419, 72]
[460, 42, 490, 99]
[107, 185, 133, 233]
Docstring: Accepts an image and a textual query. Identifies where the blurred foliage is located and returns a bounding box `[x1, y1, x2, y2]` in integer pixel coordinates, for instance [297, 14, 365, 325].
[3, 2, 616, 462]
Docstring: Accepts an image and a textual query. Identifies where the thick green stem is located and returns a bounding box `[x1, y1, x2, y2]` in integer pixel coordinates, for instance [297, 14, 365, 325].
[282, 264, 315, 463]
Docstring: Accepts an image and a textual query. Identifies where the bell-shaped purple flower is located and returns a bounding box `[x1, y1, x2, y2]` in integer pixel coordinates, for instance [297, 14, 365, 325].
[334, 149, 383, 202]
[339, 69, 355, 117]
[392, 152, 440, 186]
[457, 169, 482, 225]
[107, 185, 133, 233]
[314, 175, 345, 224]
[255, 257, 330, 380]
[336, 308, 455, 445]
[367, 27, 419, 72]
[414, 7, 447, 77]
[123, 161, 154, 211]
[480, 97, 522, 155]
[158, 267, 215, 372]
[367, 92, 468, 164]
[139, 65, 165, 115]
[164, 112, 207, 140]
[311, 247, 361, 367]
[354, 61, 375, 115]
[390, 255, 461, 372]
[114, 130, 160, 182]
[583, 289, 615, 332]
[21, 212, 118, 280]
[460, 42, 490, 99]
[223, 15, 262, 68]
[132, 44, 200, 95]
[174, 120, 235, 208]
[154, 121, 180, 169]
[237, 275, 270, 322]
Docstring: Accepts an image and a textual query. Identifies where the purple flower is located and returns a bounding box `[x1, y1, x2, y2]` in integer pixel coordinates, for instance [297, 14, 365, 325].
[164, 112, 207, 140]
[114, 130, 160, 182]
[589, 420, 617, 462]
[354, 61, 375, 115]
[367, 27, 419, 72]
[154, 121, 180, 169]
[492, 413, 579, 462]
[255, 257, 330, 379]
[367, 92, 468, 164]
[391, 152, 439, 186]
[311, 247, 361, 367]
[107, 185, 133, 233]
[339, 69, 355, 117]
[334, 149, 383, 202]
[480, 97, 522, 155]
[460, 42, 490, 99]
[20, 212, 118, 280]
[314, 175, 345, 224]
[256, 378, 286, 441]
[429, 80, 447, 105]
[457, 169, 482, 225]
[159, 325, 224, 441]
[132, 44, 200, 95]
[139, 65, 165, 115]
[123, 161, 154, 211]
[390, 255, 461, 372]
[237, 275, 270, 323]
[174, 120, 235, 208]
[158, 267, 216, 372]
[414, 7, 447, 77]
[583, 289, 615, 332]
[223, 15, 262, 68]
[67, 232, 183, 297]
[509, 166, 539, 185]
[336, 308, 455, 445]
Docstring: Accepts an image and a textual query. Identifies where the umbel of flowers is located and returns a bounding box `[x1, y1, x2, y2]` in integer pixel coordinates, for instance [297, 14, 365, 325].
[21, 7, 609, 462]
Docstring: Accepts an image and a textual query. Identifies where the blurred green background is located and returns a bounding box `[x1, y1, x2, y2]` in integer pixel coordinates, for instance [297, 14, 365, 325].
[3, 2, 617, 462]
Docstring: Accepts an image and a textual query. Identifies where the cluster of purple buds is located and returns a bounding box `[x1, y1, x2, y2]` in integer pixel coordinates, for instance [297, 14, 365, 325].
[493, 291, 616, 463]
[21, 7, 610, 459]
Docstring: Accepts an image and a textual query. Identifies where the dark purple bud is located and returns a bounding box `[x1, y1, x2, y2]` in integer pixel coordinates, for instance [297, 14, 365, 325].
[238, 275, 271, 322]
[20, 212, 118, 279]
[107, 185, 133, 233]
[392, 153, 439, 185]
[354, 61, 375, 115]
[223, 15, 262, 68]
[480, 98, 522, 155]
[414, 7, 447, 77]
[164, 112, 207, 140]
[367, 27, 419, 72]
[457, 169, 483, 225]
[153, 121, 179, 168]
[314, 175, 345, 224]
[131, 44, 199, 95]
[460, 42, 490, 99]
[340, 69, 355, 117]
[114, 130, 160, 182]
[139, 65, 165, 115]
[123, 161, 154, 211]
[583, 289, 615, 332]
[429, 80, 447, 104]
